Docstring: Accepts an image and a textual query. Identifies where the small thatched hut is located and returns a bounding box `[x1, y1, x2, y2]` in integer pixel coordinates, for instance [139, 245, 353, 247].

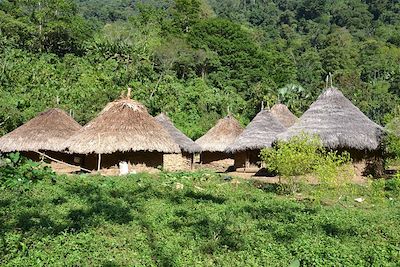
[0, 108, 82, 172]
[195, 115, 243, 170]
[277, 87, 385, 176]
[64, 98, 180, 173]
[226, 110, 286, 172]
[155, 113, 201, 171]
[270, 103, 298, 128]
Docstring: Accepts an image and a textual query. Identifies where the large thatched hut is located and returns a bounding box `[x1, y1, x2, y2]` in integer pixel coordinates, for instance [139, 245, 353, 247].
[226, 110, 286, 172]
[0, 108, 82, 172]
[155, 113, 201, 171]
[64, 98, 180, 174]
[277, 87, 385, 176]
[195, 115, 243, 171]
[270, 103, 298, 128]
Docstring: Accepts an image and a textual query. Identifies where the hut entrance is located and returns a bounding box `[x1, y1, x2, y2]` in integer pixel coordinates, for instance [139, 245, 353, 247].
[234, 150, 263, 172]
[199, 151, 234, 172]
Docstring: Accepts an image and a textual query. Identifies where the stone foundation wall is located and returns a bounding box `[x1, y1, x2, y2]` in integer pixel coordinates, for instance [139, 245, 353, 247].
[163, 153, 192, 172]
[198, 152, 234, 172]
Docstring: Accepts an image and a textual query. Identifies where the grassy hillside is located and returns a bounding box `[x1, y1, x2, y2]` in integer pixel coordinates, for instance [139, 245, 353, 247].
[1, 171, 399, 266]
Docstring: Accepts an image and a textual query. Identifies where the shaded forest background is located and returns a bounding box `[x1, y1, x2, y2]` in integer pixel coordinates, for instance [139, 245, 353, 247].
[0, 0, 399, 139]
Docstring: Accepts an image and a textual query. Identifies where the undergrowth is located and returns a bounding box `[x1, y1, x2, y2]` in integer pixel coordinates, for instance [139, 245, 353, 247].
[0, 170, 399, 266]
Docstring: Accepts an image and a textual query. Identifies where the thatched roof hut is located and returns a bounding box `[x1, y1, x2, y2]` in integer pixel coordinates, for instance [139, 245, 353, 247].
[155, 113, 201, 154]
[277, 87, 384, 151]
[195, 115, 243, 152]
[226, 110, 286, 153]
[270, 103, 298, 128]
[0, 108, 81, 153]
[65, 98, 180, 154]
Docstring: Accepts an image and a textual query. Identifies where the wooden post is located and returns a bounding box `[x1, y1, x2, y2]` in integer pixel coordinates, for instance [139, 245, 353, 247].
[97, 133, 101, 172]
[325, 75, 329, 88]
[245, 151, 250, 172]
[97, 153, 101, 172]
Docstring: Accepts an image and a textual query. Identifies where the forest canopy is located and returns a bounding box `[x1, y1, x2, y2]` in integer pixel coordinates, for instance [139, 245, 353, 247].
[0, 0, 399, 139]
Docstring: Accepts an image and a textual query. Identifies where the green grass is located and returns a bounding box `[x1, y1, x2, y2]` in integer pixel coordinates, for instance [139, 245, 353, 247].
[0, 171, 400, 266]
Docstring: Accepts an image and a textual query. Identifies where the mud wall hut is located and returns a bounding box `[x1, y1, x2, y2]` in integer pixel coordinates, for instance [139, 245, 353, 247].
[0, 108, 82, 173]
[64, 97, 180, 174]
[155, 113, 201, 171]
[195, 115, 243, 171]
[226, 110, 286, 172]
[277, 87, 385, 177]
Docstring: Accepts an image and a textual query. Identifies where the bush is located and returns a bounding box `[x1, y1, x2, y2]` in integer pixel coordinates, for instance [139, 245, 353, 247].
[261, 134, 323, 177]
[384, 117, 400, 165]
[0, 152, 55, 189]
[261, 134, 352, 192]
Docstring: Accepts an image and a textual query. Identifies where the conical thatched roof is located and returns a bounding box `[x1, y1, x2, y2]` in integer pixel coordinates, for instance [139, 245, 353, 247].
[270, 104, 298, 128]
[226, 110, 286, 153]
[277, 87, 384, 150]
[195, 115, 243, 152]
[155, 113, 201, 153]
[0, 108, 81, 153]
[65, 98, 180, 154]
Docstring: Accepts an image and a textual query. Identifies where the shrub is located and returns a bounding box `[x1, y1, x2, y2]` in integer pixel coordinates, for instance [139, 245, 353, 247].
[261, 134, 323, 177]
[261, 134, 352, 192]
[384, 117, 400, 165]
[314, 151, 352, 188]
[0, 152, 55, 189]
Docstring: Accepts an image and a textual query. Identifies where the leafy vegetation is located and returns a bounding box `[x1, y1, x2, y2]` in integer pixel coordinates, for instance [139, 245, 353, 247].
[0, 152, 55, 189]
[0, 0, 399, 138]
[0, 171, 399, 266]
[260, 135, 352, 192]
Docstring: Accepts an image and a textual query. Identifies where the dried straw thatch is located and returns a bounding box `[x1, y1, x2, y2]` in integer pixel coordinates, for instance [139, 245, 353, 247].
[0, 108, 81, 153]
[65, 98, 180, 154]
[155, 113, 201, 153]
[277, 87, 384, 150]
[195, 115, 243, 152]
[226, 110, 286, 153]
[270, 103, 298, 128]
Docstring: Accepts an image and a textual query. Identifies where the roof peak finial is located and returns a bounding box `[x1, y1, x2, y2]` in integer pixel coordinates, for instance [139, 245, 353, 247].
[325, 75, 329, 89]
[329, 72, 333, 88]
[56, 95, 60, 106]
[261, 101, 264, 111]
[127, 87, 132, 99]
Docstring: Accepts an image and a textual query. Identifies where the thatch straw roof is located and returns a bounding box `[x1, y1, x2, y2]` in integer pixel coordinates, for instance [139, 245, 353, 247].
[155, 113, 201, 153]
[195, 115, 243, 152]
[270, 103, 298, 128]
[0, 108, 81, 153]
[226, 110, 286, 153]
[65, 98, 180, 154]
[277, 87, 384, 150]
